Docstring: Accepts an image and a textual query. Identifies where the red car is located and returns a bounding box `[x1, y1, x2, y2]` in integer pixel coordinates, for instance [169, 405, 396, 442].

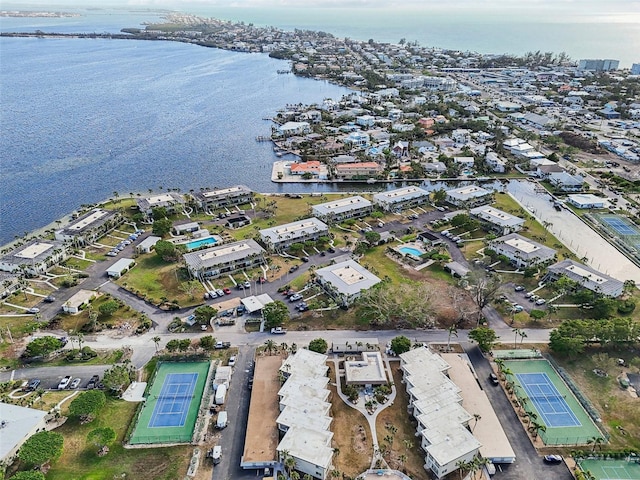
[223, 288, 231, 295]
[258, 277, 267, 284]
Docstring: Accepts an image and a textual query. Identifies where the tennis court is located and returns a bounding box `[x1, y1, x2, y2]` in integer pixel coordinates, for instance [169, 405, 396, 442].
[503, 359, 603, 445]
[578, 459, 640, 480]
[595, 214, 640, 251]
[129, 361, 210, 445]
[516, 372, 580, 427]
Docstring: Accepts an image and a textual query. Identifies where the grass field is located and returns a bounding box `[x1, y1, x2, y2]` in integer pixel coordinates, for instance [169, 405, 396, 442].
[129, 361, 209, 445]
[503, 359, 602, 446]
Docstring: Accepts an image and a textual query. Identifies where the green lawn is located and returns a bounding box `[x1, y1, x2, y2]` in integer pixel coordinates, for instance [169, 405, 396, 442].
[62, 257, 93, 271]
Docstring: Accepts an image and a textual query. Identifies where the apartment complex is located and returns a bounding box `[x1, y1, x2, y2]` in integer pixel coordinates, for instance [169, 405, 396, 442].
[470, 206, 525, 235]
[191, 185, 254, 211]
[54, 208, 123, 245]
[373, 186, 430, 212]
[183, 239, 266, 279]
[489, 233, 557, 268]
[315, 259, 381, 306]
[259, 218, 328, 251]
[0, 239, 67, 276]
[312, 196, 373, 222]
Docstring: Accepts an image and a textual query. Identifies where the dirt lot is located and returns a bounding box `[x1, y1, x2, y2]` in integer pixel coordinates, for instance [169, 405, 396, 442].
[242, 355, 282, 463]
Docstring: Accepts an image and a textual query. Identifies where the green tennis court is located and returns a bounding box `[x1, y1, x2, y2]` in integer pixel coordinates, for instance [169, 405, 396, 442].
[129, 361, 210, 445]
[503, 359, 602, 445]
[578, 459, 640, 480]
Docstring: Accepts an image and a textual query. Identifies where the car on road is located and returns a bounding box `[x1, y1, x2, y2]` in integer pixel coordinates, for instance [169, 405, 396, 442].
[489, 373, 499, 385]
[288, 265, 299, 274]
[223, 288, 231, 295]
[87, 375, 100, 389]
[302, 256, 310, 263]
[58, 375, 72, 389]
[289, 293, 303, 302]
[270, 327, 287, 334]
[242, 281, 251, 288]
[27, 307, 40, 314]
[512, 304, 524, 313]
[215, 289, 224, 297]
[543, 455, 563, 464]
[514, 285, 525, 291]
[70, 378, 82, 389]
[44, 295, 56, 303]
[327, 247, 336, 253]
[228, 356, 236, 367]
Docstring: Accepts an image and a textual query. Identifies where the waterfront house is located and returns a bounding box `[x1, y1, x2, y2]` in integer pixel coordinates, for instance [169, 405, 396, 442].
[259, 217, 328, 251]
[489, 233, 556, 268]
[315, 259, 381, 306]
[343, 131, 370, 147]
[192, 185, 253, 211]
[536, 164, 564, 178]
[546, 259, 623, 298]
[470, 206, 525, 235]
[55, 208, 123, 246]
[334, 162, 382, 180]
[373, 186, 430, 212]
[485, 151, 506, 173]
[445, 186, 493, 209]
[277, 121, 311, 137]
[312, 196, 373, 223]
[0, 239, 67, 276]
[137, 192, 185, 216]
[424, 161, 447, 175]
[392, 141, 409, 158]
[289, 160, 323, 178]
[183, 239, 266, 280]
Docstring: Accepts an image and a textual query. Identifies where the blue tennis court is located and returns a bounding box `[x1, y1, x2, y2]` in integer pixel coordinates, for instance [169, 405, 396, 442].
[600, 215, 640, 236]
[516, 373, 581, 427]
[148, 372, 199, 428]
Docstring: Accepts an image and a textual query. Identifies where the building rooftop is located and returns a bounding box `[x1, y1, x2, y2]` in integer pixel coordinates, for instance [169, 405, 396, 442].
[0, 402, 47, 461]
[276, 406, 332, 432]
[446, 185, 492, 201]
[491, 233, 556, 260]
[280, 348, 328, 378]
[548, 259, 624, 297]
[373, 186, 429, 204]
[197, 185, 252, 199]
[277, 426, 334, 471]
[567, 194, 606, 205]
[183, 239, 265, 271]
[64, 289, 95, 309]
[277, 374, 329, 402]
[259, 217, 328, 245]
[312, 196, 372, 217]
[345, 352, 387, 384]
[1, 239, 62, 265]
[315, 259, 381, 297]
[64, 209, 111, 232]
[470, 206, 525, 228]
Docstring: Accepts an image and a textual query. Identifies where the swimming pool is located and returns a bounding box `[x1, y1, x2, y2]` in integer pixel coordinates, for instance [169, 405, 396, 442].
[399, 246, 424, 257]
[184, 237, 217, 250]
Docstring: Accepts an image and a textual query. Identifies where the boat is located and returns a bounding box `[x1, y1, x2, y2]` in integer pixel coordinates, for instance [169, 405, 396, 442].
[367, 178, 377, 184]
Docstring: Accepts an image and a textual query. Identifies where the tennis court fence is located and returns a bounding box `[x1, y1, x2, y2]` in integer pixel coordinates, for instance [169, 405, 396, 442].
[545, 356, 610, 442]
[129, 434, 193, 444]
[538, 432, 601, 446]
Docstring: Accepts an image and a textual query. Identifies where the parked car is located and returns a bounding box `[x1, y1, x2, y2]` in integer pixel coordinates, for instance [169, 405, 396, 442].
[524, 291, 534, 298]
[223, 288, 231, 295]
[297, 302, 309, 312]
[288, 265, 299, 274]
[270, 327, 287, 334]
[242, 281, 251, 288]
[289, 293, 303, 302]
[327, 247, 336, 253]
[87, 375, 100, 389]
[215, 289, 224, 297]
[512, 305, 524, 313]
[228, 356, 236, 367]
[44, 295, 56, 303]
[514, 285, 525, 292]
[489, 373, 499, 385]
[535, 298, 546, 305]
[27, 307, 40, 314]
[70, 378, 82, 389]
[58, 375, 72, 390]
[302, 256, 310, 263]
[25, 379, 41, 391]
[543, 455, 563, 464]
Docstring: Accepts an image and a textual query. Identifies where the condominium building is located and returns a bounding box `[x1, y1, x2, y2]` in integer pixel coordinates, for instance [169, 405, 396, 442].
[315, 259, 381, 306]
[259, 218, 328, 251]
[373, 186, 430, 212]
[445, 185, 493, 208]
[312, 196, 373, 222]
[470, 206, 525, 235]
[183, 239, 266, 279]
[54, 208, 123, 245]
[546, 259, 624, 298]
[191, 185, 254, 211]
[0, 239, 67, 276]
[489, 233, 556, 268]
[137, 192, 185, 216]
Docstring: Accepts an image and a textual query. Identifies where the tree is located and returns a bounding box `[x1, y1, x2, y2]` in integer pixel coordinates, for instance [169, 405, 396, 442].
[262, 300, 289, 329]
[154, 240, 180, 261]
[152, 336, 161, 352]
[166, 339, 180, 352]
[102, 363, 134, 393]
[87, 427, 116, 452]
[23, 336, 63, 358]
[152, 218, 172, 237]
[18, 431, 64, 467]
[513, 328, 523, 349]
[447, 324, 458, 351]
[587, 436, 604, 453]
[69, 390, 106, 422]
[549, 329, 584, 358]
[468, 327, 498, 353]
[468, 270, 502, 318]
[308, 338, 328, 354]
[432, 188, 447, 204]
[199, 335, 216, 351]
[529, 309, 545, 322]
[9, 472, 46, 480]
[264, 339, 277, 355]
[390, 335, 412, 355]
[98, 299, 119, 317]
[358, 283, 435, 328]
[364, 231, 381, 245]
[194, 305, 217, 325]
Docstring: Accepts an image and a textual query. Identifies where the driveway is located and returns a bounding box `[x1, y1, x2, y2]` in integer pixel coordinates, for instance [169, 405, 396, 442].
[0, 364, 111, 390]
[465, 344, 573, 480]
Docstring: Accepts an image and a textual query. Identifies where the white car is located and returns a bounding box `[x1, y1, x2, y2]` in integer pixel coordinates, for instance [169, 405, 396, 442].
[289, 293, 303, 302]
[228, 356, 236, 367]
[535, 298, 546, 305]
[70, 378, 82, 389]
[58, 375, 72, 389]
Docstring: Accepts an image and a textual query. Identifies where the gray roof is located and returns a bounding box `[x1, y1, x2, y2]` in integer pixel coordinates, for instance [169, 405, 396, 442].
[315, 259, 381, 297]
[548, 259, 624, 297]
[373, 186, 429, 206]
[446, 185, 493, 201]
[312, 196, 372, 217]
[56, 208, 119, 237]
[0, 402, 47, 461]
[549, 172, 583, 186]
[259, 217, 328, 245]
[192, 185, 252, 203]
[1, 239, 64, 266]
[183, 239, 265, 271]
[470, 206, 525, 228]
[491, 233, 556, 262]
[137, 236, 161, 250]
[136, 192, 184, 212]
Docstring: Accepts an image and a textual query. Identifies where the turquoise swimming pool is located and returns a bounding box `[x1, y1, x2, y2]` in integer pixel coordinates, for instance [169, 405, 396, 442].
[185, 237, 217, 250]
[399, 246, 424, 257]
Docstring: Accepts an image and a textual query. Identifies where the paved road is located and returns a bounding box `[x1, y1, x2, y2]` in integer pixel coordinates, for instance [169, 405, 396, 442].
[465, 345, 573, 480]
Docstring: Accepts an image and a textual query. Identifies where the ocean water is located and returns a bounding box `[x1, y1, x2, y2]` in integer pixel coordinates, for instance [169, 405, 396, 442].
[1, 6, 639, 244]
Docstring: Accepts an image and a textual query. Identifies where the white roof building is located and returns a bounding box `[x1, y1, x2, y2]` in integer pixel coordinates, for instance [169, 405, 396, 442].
[315, 259, 381, 306]
[183, 239, 266, 279]
[470, 205, 525, 235]
[259, 217, 328, 251]
[62, 289, 96, 314]
[106, 258, 135, 278]
[345, 352, 387, 385]
[445, 185, 493, 208]
[400, 347, 480, 479]
[490, 233, 556, 268]
[547, 259, 624, 298]
[373, 186, 430, 211]
[192, 185, 253, 210]
[0, 402, 49, 462]
[136, 192, 185, 215]
[567, 194, 607, 209]
[311, 196, 373, 222]
[54, 208, 122, 245]
[0, 239, 67, 276]
[136, 235, 161, 254]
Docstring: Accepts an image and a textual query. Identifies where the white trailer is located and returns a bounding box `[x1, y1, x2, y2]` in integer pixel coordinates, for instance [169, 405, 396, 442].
[215, 384, 227, 405]
[216, 411, 228, 429]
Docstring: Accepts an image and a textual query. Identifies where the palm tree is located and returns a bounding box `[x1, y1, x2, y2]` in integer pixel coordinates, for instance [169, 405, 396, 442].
[456, 459, 470, 480]
[587, 436, 604, 453]
[471, 413, 481, 432]
[152, 336, 161, 352]
[280, 342, 288, 354]
[447, 324, 458, 352]
[264, 339, 277, 356]
[529, 421, 546, 439]
[290, 472, 300, 480]
[512, 327, 523, 349]
[519, 330, 528, 347]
